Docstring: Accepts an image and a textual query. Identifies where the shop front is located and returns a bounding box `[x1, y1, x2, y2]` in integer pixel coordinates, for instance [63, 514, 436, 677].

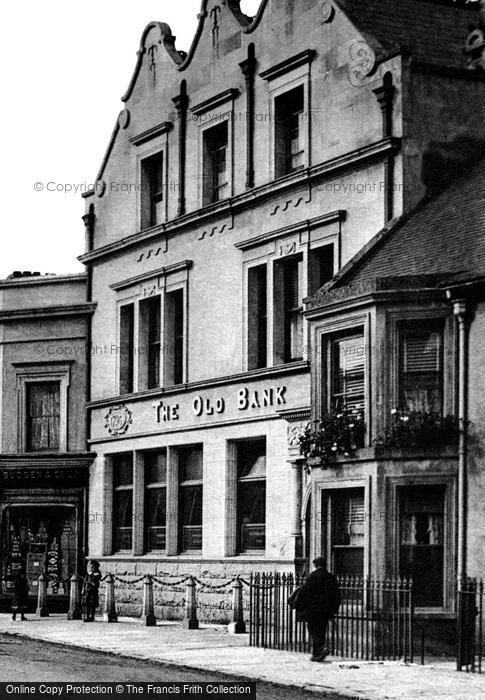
[0, 458, 90, 611]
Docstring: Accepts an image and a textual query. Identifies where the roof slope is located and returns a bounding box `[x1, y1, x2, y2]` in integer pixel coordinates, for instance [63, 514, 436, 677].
[309, 156, 485, 309]
[336, 0, 479, 67]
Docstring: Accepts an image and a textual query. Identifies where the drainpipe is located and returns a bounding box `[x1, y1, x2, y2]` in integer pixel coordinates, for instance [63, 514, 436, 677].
[452, 299, 468, 583]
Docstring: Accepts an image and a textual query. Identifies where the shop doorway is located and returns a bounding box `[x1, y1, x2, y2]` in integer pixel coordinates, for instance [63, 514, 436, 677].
[1, 505, 79, 595]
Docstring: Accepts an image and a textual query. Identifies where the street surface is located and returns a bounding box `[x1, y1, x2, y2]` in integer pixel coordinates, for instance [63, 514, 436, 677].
[0, 635, 353, 699]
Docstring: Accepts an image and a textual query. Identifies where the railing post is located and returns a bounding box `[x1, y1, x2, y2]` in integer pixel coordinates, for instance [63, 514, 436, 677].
[228, 576, 246, 634]
[103, 573, 118, 623]
[67, 573, 82, 620]
[142, 574, 156, 627]
[183, 576, 199, 630]
[36, 573, 49, 617]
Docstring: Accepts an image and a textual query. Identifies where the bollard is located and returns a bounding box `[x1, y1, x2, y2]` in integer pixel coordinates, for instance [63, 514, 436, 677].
[142, 574, 156, 627]
[103, 573, 118, 623]
[183, 576, 199, 630]
[228, 576, 246, 634]
[67, 573, 83, 620]
[36, 573, 49, 617]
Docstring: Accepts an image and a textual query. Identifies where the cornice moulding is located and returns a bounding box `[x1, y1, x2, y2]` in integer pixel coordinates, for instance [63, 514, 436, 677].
[259, 49, 316, 81]
[110, 260, 193, 291]
[190, 88, 240, 116]
[130, 122, 173, 146]
[235, 211, 346, 251]
[78, 137, 400, 266]
[0, 303, 97, 322]
[87, 360, 309, 410]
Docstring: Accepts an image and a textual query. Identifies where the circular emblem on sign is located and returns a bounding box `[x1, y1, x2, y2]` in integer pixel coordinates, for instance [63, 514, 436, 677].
[104, 404, 133, 436]
[95, 179, 106, 198]
[320, 1, 334, 23]
[118, 109, 131, 129]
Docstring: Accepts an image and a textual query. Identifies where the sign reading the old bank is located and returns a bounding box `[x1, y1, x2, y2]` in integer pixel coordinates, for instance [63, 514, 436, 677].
[94, 373, 309, 441]
[153, 385, 288, 423]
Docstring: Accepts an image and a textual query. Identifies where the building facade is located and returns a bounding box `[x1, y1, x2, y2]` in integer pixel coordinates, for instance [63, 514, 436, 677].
[80, 0, 485, 617]
[304, 154, 485, 640]
[0, 272, 95, 608]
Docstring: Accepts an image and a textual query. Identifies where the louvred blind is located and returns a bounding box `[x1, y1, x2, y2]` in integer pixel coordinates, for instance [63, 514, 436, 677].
[403, 332, 441, 374]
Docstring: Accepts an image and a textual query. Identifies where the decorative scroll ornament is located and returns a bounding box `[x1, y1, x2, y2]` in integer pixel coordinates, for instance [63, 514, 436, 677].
[118, 109, 131, 129]
[348, 40, 376, 86]
[464, 27, 485, 71]
[287, 421, 311, 447]
[104, 405, 133, 436]
[95, 179, 106, 198]
[320, 1, 335, 23]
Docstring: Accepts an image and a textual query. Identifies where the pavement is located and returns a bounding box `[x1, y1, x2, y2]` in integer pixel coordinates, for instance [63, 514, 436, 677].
[0, 614, 483, 700]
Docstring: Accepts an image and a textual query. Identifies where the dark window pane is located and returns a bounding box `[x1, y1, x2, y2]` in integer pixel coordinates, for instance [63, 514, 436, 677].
[146, 488, 166, 527]
[119, 304, 134, 394]
[113, 454, 133, 487]
[164, 289, 184, 386]
[179, 447, 203, 482]
[141, 295, 161, 389]
[203, 122, 228, 205]
[248, 265, 267, 370]
[237, 440, 266, 480]
[113, 489, 133, 551]
[180, 485, 202, 551]
[399, 485, 445, 606]
[145, 451, 167, 484]
[274, 86, 305, 177]
[180, 485, 202, 526]
[114, 490, 133, 526]
[26, 382, 60, 452]
[145, 487, 166, 552]
[141, 152, 164, 229]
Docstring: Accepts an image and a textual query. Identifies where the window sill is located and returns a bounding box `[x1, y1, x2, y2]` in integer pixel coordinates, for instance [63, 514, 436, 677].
[327, 444, 458, 464]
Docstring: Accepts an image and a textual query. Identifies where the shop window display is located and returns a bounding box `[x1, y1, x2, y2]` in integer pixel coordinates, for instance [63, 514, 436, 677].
[1, 506, 78, 594]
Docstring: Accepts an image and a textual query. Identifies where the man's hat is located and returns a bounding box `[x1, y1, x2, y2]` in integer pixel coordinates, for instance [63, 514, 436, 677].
[313, 557, 327, 568]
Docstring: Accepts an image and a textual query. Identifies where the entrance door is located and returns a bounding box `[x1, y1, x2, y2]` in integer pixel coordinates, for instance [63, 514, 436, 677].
[399, 485, 445, 607]
[1, 505, 78, 594]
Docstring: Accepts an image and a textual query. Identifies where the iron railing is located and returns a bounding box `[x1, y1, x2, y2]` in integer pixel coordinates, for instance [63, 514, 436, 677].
[249, 573, 414, 662]
[457, 577, 483, 673]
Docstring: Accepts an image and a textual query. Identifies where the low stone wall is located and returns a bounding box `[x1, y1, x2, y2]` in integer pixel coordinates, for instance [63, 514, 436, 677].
[96, 560, 294, 624]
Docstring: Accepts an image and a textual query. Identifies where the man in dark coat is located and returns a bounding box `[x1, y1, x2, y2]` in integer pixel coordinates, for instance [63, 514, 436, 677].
[295, 557, 341, 661]
[11, 568, 30, 621]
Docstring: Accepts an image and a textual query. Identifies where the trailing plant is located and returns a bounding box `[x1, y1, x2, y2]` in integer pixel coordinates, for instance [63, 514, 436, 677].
[298, 407, 366, 468]
[376, 409, 459, 449]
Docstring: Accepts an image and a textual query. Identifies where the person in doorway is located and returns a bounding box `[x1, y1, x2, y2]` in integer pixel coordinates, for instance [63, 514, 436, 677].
[11, 568, 30, 621]
[82, 560, 101, 622]
[294, 557, 341, 662]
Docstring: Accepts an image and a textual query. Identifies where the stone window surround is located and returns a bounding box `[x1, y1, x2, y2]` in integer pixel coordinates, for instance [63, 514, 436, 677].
[311, 476, 371, 579]
[136, 131, 171, 232]
[311, 312, 371, 443]
[262, 59, 314, 181]
[385, 473, 456, 612]
[385, 308, 454, 417]
[192, 90, 239, 209]
[225, 436, 267, 558]
[114, 263, 190, 395]
[240, 216, 341, 372]
[103, 446, 205, 558]
[14, 362, 72, 453]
